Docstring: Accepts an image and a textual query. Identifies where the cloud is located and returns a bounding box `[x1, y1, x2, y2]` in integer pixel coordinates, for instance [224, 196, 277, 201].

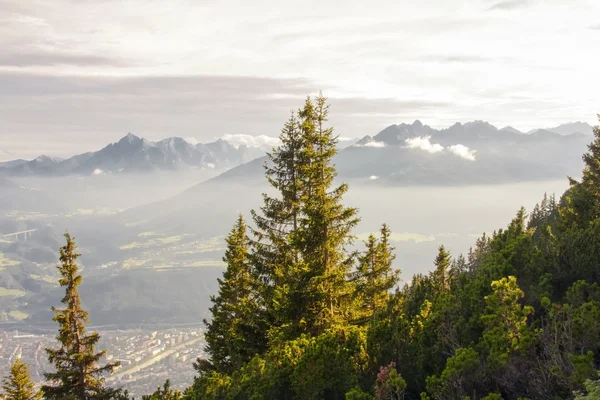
[331, 97, 450, 117]
[405, 137, 477, 160]
[219, 133, 355, 150]
[591, 24, 600, 30]
[363, 141, 386, 148]
[0, 52, 128, 68]
[184, 137, 199, 145]
[448, 144, 477, 161]
[1, 0, 598, 159]
[0, 71, 455, 159]
[222, 134, 281, 150]
[421, 55, 494, 64]
[487, 0, 533, 10]
[93, 168, 104, 175]
[405, 136, 444, 153]
[369, 175, 379, 180]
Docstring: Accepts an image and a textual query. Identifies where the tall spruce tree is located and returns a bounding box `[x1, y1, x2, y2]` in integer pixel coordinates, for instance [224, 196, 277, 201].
[203, 215, 267, 375]
[43, 233, 121, 400]
[1, 358, 42, 400]
[561, 115, 600, 227]
[250, 112, 305, 333]
[296, 93, 360, 334]
[355, 224, 399, 321]
[432, 245, 451, 296]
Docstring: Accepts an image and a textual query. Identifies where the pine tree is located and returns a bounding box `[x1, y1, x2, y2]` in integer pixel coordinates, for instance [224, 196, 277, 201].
[432, 245, 451, 296]
[562, 115, 600, 226]
[202, 215, 267, 375]
[1, 358, 42, 400]
[296, 93, 360, 334]
[250, 111, 305, 333]
[42, 233, 121, 400]
[250, 93, 360, 337]
[355, 224, 399, 321]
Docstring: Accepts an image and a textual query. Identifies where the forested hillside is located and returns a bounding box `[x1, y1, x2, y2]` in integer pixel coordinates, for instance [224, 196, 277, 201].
[3, 94, 600, 399]
[185, 97, 600, 400]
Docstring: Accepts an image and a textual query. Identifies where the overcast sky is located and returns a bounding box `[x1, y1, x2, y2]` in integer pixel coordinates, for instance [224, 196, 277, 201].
[1, 0, 599, 159]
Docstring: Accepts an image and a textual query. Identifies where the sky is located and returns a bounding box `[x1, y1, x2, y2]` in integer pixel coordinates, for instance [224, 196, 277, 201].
[1, 0, 599, 159]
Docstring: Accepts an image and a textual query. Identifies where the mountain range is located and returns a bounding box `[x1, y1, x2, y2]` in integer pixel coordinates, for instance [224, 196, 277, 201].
[203, 120, 594, 187]
[0, 121, 594, 179]
[0, 134, 264, 177]
[108, 120, 594, 244]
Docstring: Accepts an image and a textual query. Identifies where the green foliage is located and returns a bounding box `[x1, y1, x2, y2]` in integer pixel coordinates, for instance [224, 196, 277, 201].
[1, 358, 42, 400]
[561, 115, 600, 228]
[142, 380, 182, 400]
[249, 93, 360, 340]
[575, 374, 600, 399]
[28, 103, 600, 400]
[202, 215, 267, 375]
[374, 362, 406, 400]
[481, 394, 503, 400]
[291, 328, 368, 400]
[294, 93, 361, 335]
[432, 245, 451, 296]
[42, 233, 122, 400]
[425, 347, 480, 399]
[345, 387, 374, 400]
[183, 110, 600, 400]
[480, 276, 536, 367]
[354, 224, 400, 323]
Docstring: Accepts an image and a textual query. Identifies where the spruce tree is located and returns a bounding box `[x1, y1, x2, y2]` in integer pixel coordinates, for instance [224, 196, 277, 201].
[296, 93, 360, 334]
[203, 215, 267, 374]
[432, 245, 451, 296]
[562, 115, 600, 226]
[1, 358, 42, 400]
[355, 224, 399, 320]
[250, 94, 361, 337]
[250, 112, 305, 332]
[43, 233, 121, 400]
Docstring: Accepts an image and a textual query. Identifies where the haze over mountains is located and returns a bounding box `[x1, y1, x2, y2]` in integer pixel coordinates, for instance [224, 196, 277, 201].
[0, 118, 594, 329]
[207, 120, 593, 186]
[1, 120, 593, 181]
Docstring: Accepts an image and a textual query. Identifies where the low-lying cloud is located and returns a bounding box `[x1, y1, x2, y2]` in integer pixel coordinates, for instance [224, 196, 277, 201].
[363, 141, 386, 148]
[222, 134, 281, 150]
[448, 144, 477, 161]
[405, 136, 444, 153]
[405, 136, 477, 160]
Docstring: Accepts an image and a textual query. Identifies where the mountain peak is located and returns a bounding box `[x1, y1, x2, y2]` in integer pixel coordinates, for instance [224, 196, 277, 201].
[120, 133, 142, 144]
[34, 155, 63, 163]
[547, 121, 594, 136]
[355, 135, 374, 146]
[464, 120, 497, 130]
[500, 126, 523, 134]
[206, 138, 236, 152]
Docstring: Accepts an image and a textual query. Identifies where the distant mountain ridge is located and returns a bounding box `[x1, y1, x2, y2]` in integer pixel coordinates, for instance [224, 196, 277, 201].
[204, 119, 593, 187]
[0, 134, 264, 177]
[528, 121, 594, 136]
[0, 120, 594, 177]
[110, 119, 594, 248]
